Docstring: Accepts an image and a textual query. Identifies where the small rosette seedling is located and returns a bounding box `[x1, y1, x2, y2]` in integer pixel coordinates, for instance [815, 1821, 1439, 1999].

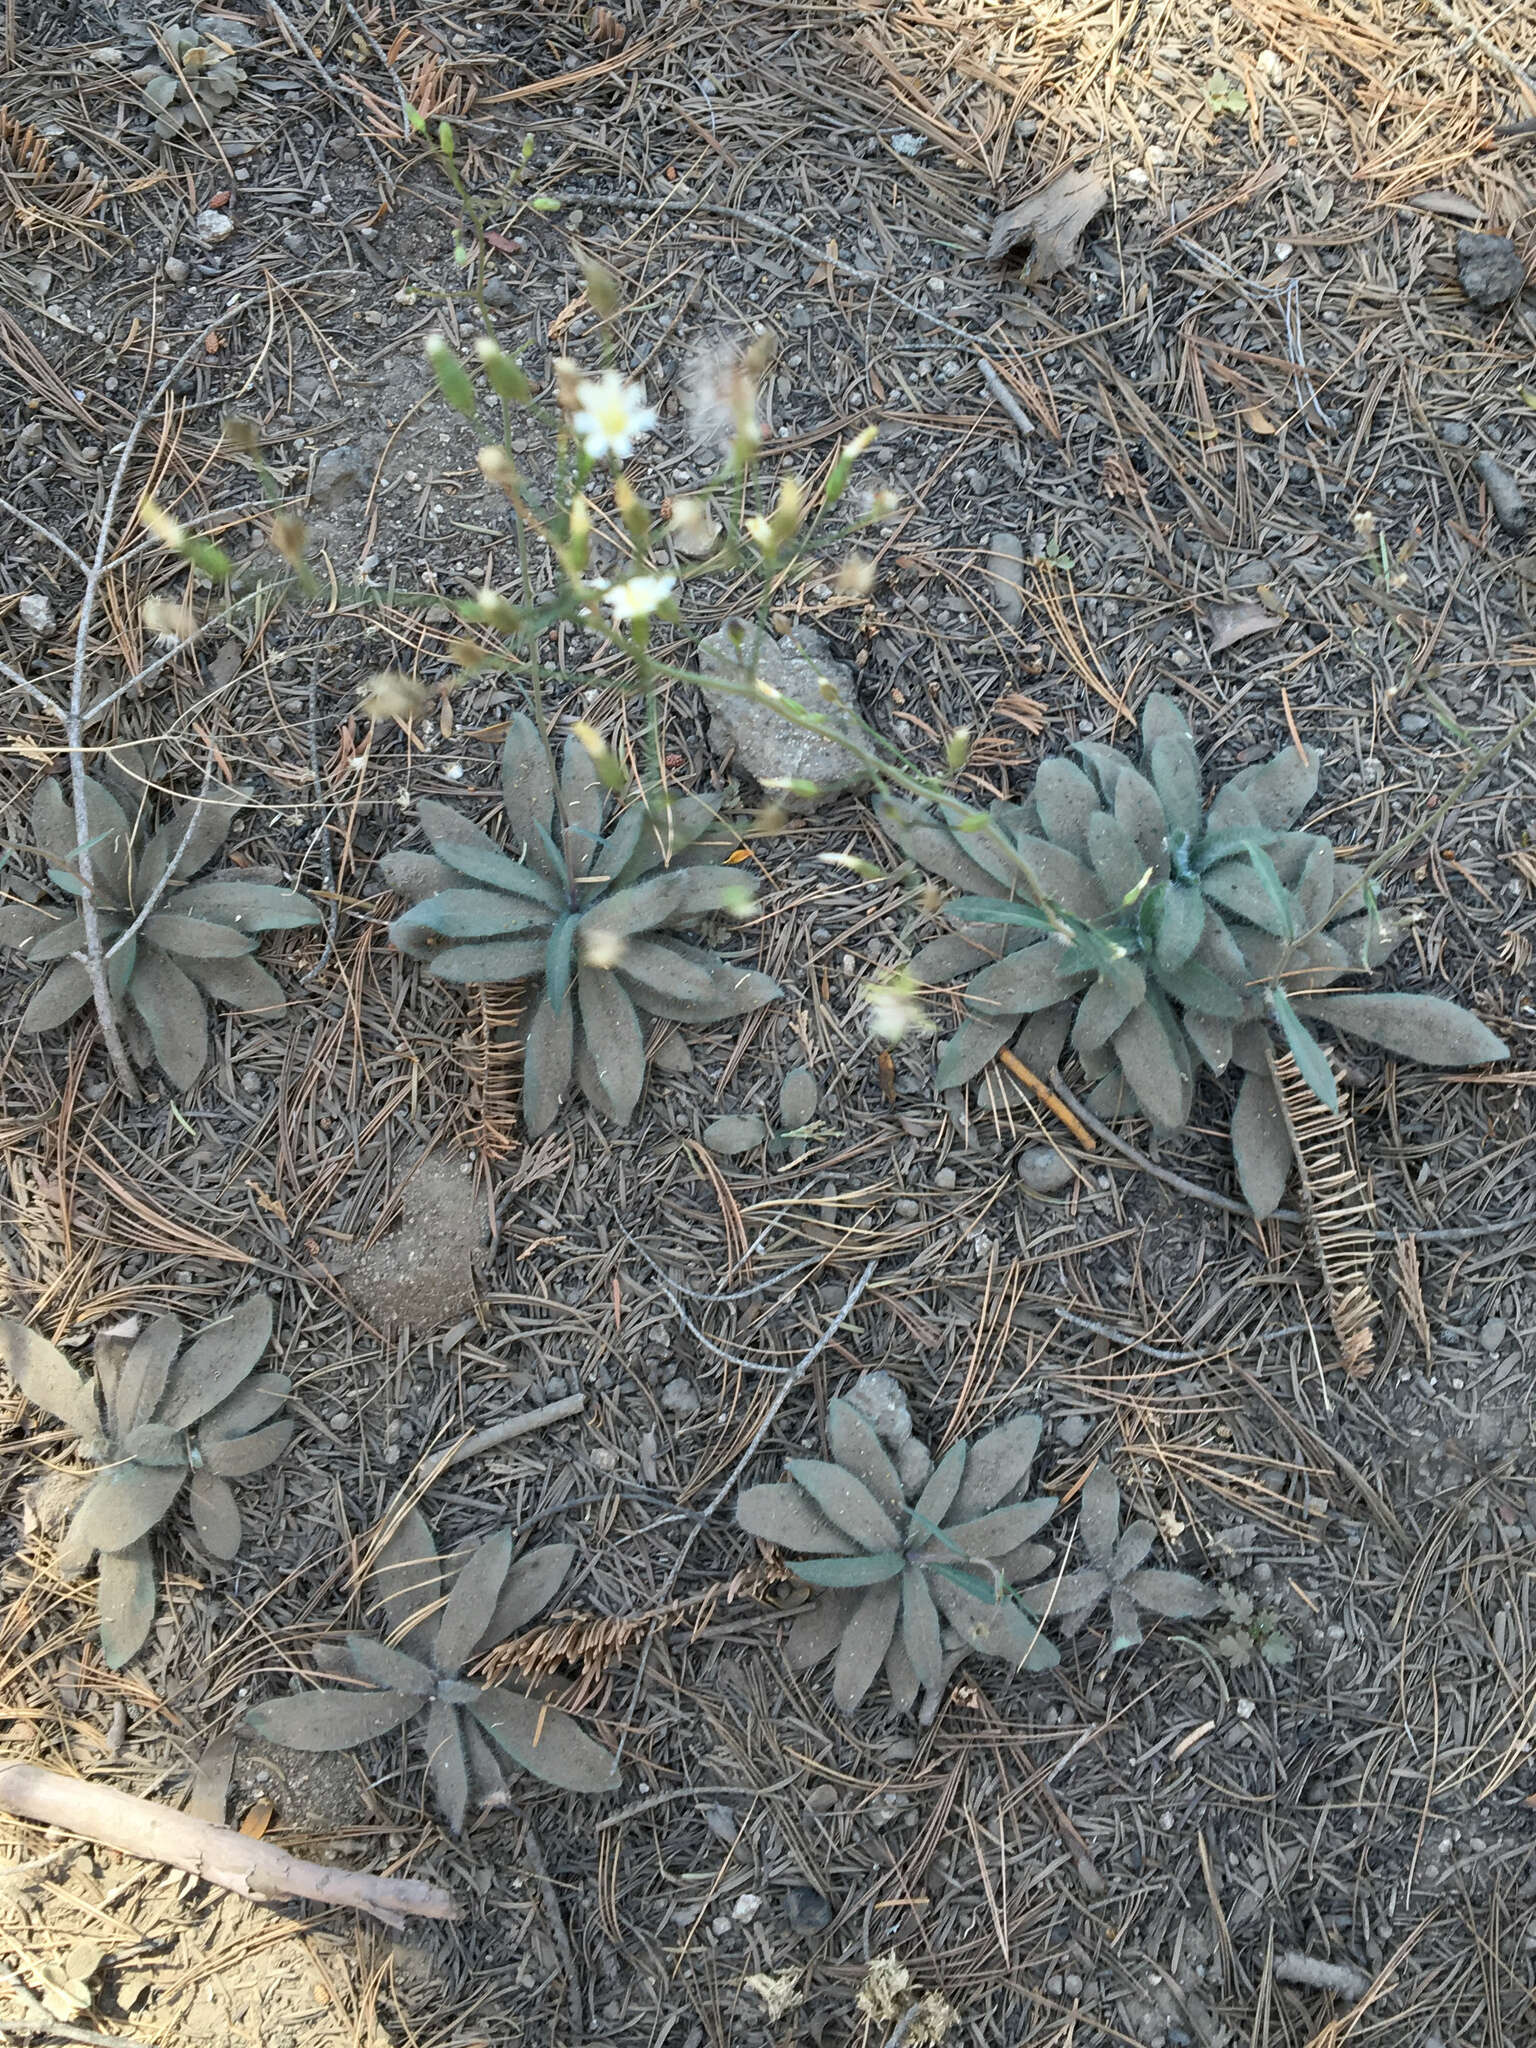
[387, 715, 779, 1132]
[738, 1400, 1059, 1714]
[0, 755, 319, 1089]
[246, 1512, 617, 1830]
[889, 692, 1506, 1215]
[1020, 1464, 1216, 1654]
[0, 1298, 292, 1668]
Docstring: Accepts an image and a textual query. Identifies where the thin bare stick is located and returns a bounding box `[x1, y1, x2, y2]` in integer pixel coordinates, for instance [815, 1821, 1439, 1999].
[101, 765, 216, 960]
[0, 496, 90, 577]
[977, 357, 1036, 439]
[0, 1762, 458, 1930]
[64, 299, 253, 1099]
[432, 1395, 586, 1477]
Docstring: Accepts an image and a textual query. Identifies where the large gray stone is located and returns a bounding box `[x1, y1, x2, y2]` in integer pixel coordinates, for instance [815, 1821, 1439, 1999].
[697, 620, 871, 812]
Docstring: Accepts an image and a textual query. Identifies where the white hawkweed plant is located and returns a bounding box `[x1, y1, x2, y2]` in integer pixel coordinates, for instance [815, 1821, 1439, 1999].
[135, 121, 1512, 1176]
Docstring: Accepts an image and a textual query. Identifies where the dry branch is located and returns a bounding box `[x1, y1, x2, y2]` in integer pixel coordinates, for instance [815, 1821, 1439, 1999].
[0, 1763, 457, 1930]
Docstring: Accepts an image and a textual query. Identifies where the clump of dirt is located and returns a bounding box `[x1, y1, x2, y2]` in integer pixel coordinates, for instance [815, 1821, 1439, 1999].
[336, 1155, 484, 1332]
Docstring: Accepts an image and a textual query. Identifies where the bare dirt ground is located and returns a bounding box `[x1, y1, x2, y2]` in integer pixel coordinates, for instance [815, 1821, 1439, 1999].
[2, 0, 1535, 2044]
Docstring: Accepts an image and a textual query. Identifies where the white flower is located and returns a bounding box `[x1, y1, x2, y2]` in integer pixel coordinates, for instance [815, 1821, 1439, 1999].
[571, 371, 657, 460]
[601, 573, 675, 621]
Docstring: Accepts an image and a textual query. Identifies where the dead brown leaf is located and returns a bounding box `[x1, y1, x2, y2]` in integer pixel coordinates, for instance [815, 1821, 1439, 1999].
[1206, 600, 1285, 653]
[987, 167, 1109, 283]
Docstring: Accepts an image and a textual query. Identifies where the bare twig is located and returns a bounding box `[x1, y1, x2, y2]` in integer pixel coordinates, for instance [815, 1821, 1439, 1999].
[0, 496, 90, 577]
[522, 1825, 583, 2039]
[0, 1762, 457, 1930]
[102, 764, 216, 961]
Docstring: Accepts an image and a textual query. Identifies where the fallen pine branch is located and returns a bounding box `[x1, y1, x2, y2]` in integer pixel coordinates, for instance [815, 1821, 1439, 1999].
[0, 1763, 458, 1930]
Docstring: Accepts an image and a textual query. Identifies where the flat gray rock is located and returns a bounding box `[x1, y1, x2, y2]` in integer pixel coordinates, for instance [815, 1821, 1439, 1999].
[1456, 230, 1525, 309]
[697, 620, 871, 812]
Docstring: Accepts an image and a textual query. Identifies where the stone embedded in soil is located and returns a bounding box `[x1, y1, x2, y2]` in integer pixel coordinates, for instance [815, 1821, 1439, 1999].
[1455, 230, 1526, 309]
[18, 593, 55, 635]
[1056, 1413, 1090, 1448]
[661, 1375, 701, 1416]
[163, 254, 189, 283]
[843, 1369, 912, 1448]
[697, 620, 871, 813]
[1473, 450, 1528, 536]
[312, 444, 368, 507]
[1479, 1319, 1508, 1352]
[1016, 1143, 1075, 1193]
[194, 208, 234, 246]
[987, 530, 1026, 623]
[784, 1885, 833, 1935]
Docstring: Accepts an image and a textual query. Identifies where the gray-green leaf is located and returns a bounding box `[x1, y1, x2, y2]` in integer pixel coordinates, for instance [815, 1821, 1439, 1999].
[786, 1459, 900, 1551]
[97, 1539, 156, 1670]
[1230, 1068, 1294, 1218]
[246, 1687, 420, 1751]
[1296, 992, 1507, 1067]
[0, 1317, 100, 1441]
[470, 1685, 618, 1791]
[701, 1114, 768, 1157]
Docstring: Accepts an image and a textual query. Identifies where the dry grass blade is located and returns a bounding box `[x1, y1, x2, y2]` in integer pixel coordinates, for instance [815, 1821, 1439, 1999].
[1267, 1046, 1378, 1372]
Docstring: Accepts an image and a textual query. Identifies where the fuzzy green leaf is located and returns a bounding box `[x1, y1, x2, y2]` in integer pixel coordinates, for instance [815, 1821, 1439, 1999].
[470, 1685, 618, 1791]
[180, 955, 284, 1010]
[934, 1013, 1017, 1091]
[832, 1578, 901, 1710]
[114, 1317, 182, 1436]
[521, 992, 574, 1135]
[0, 1317, 100, 1441]
[141, 914, 259, 959]
[948, 1417, 1040, 1522]
[426, 937, 548, 985]
[1086, 809, 1149, 905]
[558, 735, 606, 880]
[158, 1296, 273, 1429]
[738, 1482, 857, 1554]
[1297, 992, 1507, 1067]
[393, 890, 552, 943]
[65, 1462, 186, 1557]
[1113, 767, 1171, 881]
[793, 1551, 905, 1586]
[786, 1590, 857, 1670]
[425, 1696, 470, 1834]
[97, 1540, 156, 1670]
[188, 1470, 242, 1559]
[1148, 731, 1201, 843]
[901, 1563, 943, 1692]
[435, 1530, 514, 1678]
[370, 1510, 442, 1661]
[826, 1399, 905, 1520]
[1271, 986, 1338, 1111]
[929, 1573, 1057, 1671]
[616, 941, 779, 1024]
[0, 903, 67, 953]
[932, 1497, 1057, 1561]
[1201, 850, 1293, 938]
[1076, 1465, 1120, 1569]
[21, 958, 94, 1033]
[499, 713, 559, 871]
[201, 1416, 293, 1477]
[701, 1114, 768, 1156]
[417, 800, 562, 905]
[246, 1687, 421, 1751]
[778, 1065, 818, 1130]
[171, 880, 322, 930]
[581, 865, 754, 942]
[1124, 1569, 1218, 1618]
[1111, 1002, 1187, 1127]
[127, 947, 207, 1090]
[136, 789, 245, 903]
[910, 1441, 967, 1533]
[1151, 882, 1205, 974]
[577, 965, 645, 1122]
[1032, 758, 1101, 861]
[1072, 969, 1145, 1055]
[1230, 1067, 1293, 1217]
[785, 1459, 901, 1551]
[477, 1543, 576, 1648]
[963, 943, 1082, 1022]
[1242, 744, 1320, 829]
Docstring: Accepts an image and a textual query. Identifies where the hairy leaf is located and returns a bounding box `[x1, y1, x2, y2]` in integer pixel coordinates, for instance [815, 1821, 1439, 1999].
[477, 1543, 575, 1648]
[499, 713, 560, 873]
[1140, 691, 1195, 753]
[434, 1530, 514, 1678]
[462, 1717, 510, 1810]
[832, 1578, 901, 1711]
[558, 735, 606, 880]
[394, 890, 552, 943]
[180, 955, 284, 1010]
[1004, 836, 1108, 921]
[0, 902, 62, 952]
[884, 1630, 920, 1716]
[370, 1510, 442, 1660]
[418, 800, 561, 904]
[1113, 768, 1171, 881]
[934, 1013, 1017, 1092]
[0, 1317, 100, 1441]
[949, 1416, 1041, 1522]
[114, 1316, 182, 1434]
[97, 1539, 156, 1670]
[963, 943, 1080, 1022]
[21, 958, 94, 1034]
[199, 1371, 289, 1442]
[577, 965, 645, 1123]
[794, 1552, 905, 1587]
[910, 1441, 968, 1533]
[1112, 1002, 1187, 1128]
[1108, 1586, 1142, 1653]
[786, 1590, 857, 1670]
[188, 1470, 242, 1559]
[885, 809, 1000, 896]
[1072, 969, 1145, 1055]
[171, 880, 322, 930]
[1152, 959, 1244, 1020]
[778, 1066, 818, 1130]
[1152, 883, 1205, 974]
[1086, 810, 1148, 906]
[1072, 738, 1134, 801]
[1148, 731, 1201, 843]
[910, 931, 998, 983]
[127, 946, 208, 1090]
[158, 1296, 273, 1429]
[587, 800, 647, 886]
[933, 1497, 1057, 1561]
[427, 936, 548, 985]
[522, 992, 575, 1136]
[1271, 986, 1339, 1112]
[1032, 758, 1101, 861]
[141, 914, 258, 959]
[901, 1563, 943, 1693]
[471, 1686, 618, 1791]
[136, 789, 244, 903]
[25, 913, 93, 963]
[1126, 1569, 1218, 1618]
[1230, 1068, 1293, 1218]
[827, 1399, 905, 1520]
[201, 1416, 293, 1477]
[1076, 1465, 1120, 1570]
[1183, 1010, 1233, 1074]
[930, 1573, 1058, 1671]
[1242, 744, 1320, 829]
[1297, 992, 1507, 1066]
[738, 1481, 859, 1556]
[426, 1696, 470, 1834]
[1201, 855, 1293, 939]
[247, 1687, 420, 1751]
[785, 1460, 900, 1551]
[65, 1462, 187, 1557]
[617, 943, 779, 1024]
[345, 1634, 437, 1695]
[1112, 1521, 1156, 1578]
[582, 865, 753, 942]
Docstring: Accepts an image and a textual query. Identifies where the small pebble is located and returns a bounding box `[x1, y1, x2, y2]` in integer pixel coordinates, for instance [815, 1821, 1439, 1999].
[661, 1375, 700, 1417]
[784, 1885, 832, 1935]
[804, 1784, 837, 1815]
[1016, 1144, 1074, 1194]
[894, 1196, 919, 1220]
[18, 593, 55, 635]
[934, 1165, 956, 1190]
[1474, 450, 1527, 536]
[1455, 229, 1526, 310]
[1479, 1319, 1507, 1353]
[1056, 1413, 1090, 1449]
[193, 209, 235, 247]
[163, 255, 189, 283]
[731, 1892, 762, 1923]
[1438, 419, 1470, 445]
